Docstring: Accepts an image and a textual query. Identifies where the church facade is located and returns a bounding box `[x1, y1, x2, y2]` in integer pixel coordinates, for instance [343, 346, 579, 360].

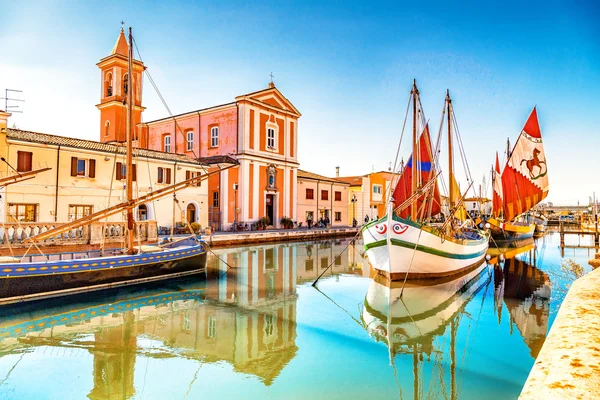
[98, 29, 301, 231]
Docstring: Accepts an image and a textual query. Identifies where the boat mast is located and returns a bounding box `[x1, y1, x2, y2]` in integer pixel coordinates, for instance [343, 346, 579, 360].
[126, 27, 135, 254]
[447, 90, 454, 214]
[411, 80, 419, 221]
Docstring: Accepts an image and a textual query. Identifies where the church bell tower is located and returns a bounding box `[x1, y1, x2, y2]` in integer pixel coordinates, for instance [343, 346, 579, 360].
[96, 28, 146, 143]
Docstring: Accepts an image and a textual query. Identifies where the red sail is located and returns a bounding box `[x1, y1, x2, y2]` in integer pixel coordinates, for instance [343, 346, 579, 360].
[501, 108, 549, 222]
[492, 152, 503, 218]
[392, 125, 441, 219]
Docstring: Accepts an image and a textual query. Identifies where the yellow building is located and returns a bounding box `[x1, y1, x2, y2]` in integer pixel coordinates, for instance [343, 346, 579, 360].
[0, 111, 207, 232]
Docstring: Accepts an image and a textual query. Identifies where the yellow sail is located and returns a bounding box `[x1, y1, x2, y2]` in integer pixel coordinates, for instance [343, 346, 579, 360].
[451, 173, 467, 220]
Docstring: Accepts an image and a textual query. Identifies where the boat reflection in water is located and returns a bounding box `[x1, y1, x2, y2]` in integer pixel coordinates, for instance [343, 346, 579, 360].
[488, 239, 551, 358]
[361, 261, 492, 399]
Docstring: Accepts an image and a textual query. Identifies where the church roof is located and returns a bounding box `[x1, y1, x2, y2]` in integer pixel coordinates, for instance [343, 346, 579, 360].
[6, 128, 205, 166]
[111, 28, 129, 56]
[297, 169, 348, 185]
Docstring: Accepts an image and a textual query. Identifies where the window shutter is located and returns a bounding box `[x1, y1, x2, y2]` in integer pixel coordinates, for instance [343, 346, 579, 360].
[166, 168, 171, 184]
[186, 171, 191, 180]
[25, 152, 32, 172]
[71, 157, 78, 177]
[116, 162, 122, 180]
[89, 159, 96, 178]
[132, 164, 137, 182]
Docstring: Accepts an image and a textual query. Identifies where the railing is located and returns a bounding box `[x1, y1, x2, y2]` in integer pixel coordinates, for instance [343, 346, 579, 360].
[0, 220, 157, 247]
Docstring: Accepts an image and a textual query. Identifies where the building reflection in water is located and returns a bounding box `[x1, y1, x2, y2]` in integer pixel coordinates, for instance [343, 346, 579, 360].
[0, 239, 364, 397]
[489, 240, 551, 358]
[361, 262, 492, 400]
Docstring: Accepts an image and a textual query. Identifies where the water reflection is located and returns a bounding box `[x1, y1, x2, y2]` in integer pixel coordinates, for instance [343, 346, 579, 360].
[361, 263, 492, 399]
[488, 239, 551, 358]
[0, 236, 573, 399]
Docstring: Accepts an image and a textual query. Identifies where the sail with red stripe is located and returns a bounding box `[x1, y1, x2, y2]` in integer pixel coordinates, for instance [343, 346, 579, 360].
[501, 108, 549, 222]
[492, 152, 503, 218]
[392, 124, 442, 219]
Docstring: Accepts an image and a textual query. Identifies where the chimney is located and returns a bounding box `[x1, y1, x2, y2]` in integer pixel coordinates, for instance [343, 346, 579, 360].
[335, 166, 339, 177]
[0, 111, 11, 132]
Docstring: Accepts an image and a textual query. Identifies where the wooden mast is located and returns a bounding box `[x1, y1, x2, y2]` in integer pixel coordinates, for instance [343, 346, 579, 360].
[447, 90, 455, 212]
[126, 27, 135, 254]
[410, 79, 419, 221]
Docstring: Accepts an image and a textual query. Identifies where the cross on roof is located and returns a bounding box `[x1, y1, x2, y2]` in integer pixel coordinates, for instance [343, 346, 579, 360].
[121, 20, 125, 30]
[270, 72, 274, 84]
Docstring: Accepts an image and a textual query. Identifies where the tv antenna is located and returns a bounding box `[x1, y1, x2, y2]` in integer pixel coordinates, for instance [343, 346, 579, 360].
[1, 89, 24, 114]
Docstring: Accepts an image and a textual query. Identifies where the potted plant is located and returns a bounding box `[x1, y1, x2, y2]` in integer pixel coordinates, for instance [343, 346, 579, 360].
[280, 216, 293, 229]
[190, 222, 201, 234]
[259, 216, 271, 229]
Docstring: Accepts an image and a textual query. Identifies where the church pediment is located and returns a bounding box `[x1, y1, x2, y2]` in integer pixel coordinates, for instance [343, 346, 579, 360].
[236, 86, 301, 117]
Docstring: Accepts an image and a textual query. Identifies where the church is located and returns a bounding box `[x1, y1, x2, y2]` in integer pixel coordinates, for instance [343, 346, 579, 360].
[98, 29, 301, 231]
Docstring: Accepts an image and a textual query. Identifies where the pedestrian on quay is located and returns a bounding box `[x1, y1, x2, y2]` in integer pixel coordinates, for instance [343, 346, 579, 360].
[307, 214, 313, 229]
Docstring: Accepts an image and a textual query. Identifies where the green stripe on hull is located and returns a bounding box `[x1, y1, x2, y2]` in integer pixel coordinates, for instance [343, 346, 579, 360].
[365, 238, 487, 260]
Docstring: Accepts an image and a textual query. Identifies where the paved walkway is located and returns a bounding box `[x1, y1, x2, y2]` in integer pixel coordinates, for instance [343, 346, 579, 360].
[167, 226, 361, 247]
[520, 267, 600, 399]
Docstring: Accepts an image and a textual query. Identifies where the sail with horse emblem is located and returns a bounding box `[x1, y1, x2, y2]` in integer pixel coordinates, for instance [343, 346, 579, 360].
[362, 82, 489, 280]
[487, 108, 549, 241]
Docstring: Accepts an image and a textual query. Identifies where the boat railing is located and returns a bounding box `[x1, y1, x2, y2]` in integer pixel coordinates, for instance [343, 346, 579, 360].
[0, 220, 157, 247]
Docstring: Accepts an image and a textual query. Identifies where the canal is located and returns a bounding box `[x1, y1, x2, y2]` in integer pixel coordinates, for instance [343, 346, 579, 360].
[0, 231, 595, 399]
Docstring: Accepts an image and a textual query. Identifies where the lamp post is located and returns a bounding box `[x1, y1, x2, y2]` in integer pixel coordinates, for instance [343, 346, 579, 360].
[351, 194, 357, 227]
[233, 182, 238, 231]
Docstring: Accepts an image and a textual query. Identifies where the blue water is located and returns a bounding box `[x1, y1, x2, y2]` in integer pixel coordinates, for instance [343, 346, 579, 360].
[0, 230, 594, 399]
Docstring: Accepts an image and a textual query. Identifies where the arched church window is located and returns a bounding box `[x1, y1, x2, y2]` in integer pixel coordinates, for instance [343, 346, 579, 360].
[123, 73, 129, 95]
[105, 72, 113, 97]
[105, 121, 110, 137]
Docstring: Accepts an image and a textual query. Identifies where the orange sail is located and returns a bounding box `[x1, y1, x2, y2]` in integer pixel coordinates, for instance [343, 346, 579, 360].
[492, 152, 503, 218]
[392, 124, 441, 219]
[501, 108, 549, 222]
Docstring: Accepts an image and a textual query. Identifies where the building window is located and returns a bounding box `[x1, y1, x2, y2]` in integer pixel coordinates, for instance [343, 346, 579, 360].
[138, 204, 148, 221]
[69, 205, 93, 221]
[373, 185, 382, 194]
[212, 191, 219, 208]
[186, 171, 201, 186]
[8, 203, 38, 222]
[305, 259, 314, 271]
[208, 316, 216, 339]
[335, 211, 342, 221]
[163, 135, 171, 153]
[335, 191, 342, 201]
[186, 131, 194, 151]
[321, 190, 328, 201]
[16, 151, 33, 172]
[70, 157, 96, 178]
[321, 257, 328, 270]
[335, 256, 342, 266]
[211, 127, 219, 147]
[306, 188, 314, 200]
[157, 167, 172, 184]
[104, 121, 110, 137]
[116, 162, 137, 181]
[267, 127, 276, 149]
[105, 72, 113, 97]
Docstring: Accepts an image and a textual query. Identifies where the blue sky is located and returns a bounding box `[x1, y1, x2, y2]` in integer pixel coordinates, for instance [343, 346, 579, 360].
[1, 0, 598, 204]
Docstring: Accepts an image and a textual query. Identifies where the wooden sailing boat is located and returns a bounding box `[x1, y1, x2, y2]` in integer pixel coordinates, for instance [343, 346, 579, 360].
[0, 28, 211, 305]
[362, 83, 489, 280]
[487, 108, 549, 241]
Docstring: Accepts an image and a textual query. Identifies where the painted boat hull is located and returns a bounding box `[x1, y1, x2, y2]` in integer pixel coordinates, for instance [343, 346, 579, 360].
[487, 218, 535, 241]
[361, 262, 491, 346]
[361, 214, 489, 280]
[0, 242, 207, 305]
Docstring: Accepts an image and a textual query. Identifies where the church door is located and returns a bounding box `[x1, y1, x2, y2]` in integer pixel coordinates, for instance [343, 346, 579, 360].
[266, 194, 274, 226]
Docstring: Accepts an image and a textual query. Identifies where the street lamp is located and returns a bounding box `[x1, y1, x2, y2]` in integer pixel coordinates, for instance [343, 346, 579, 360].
[351, 194, 357, 227]
[233, 182, 238, 231]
